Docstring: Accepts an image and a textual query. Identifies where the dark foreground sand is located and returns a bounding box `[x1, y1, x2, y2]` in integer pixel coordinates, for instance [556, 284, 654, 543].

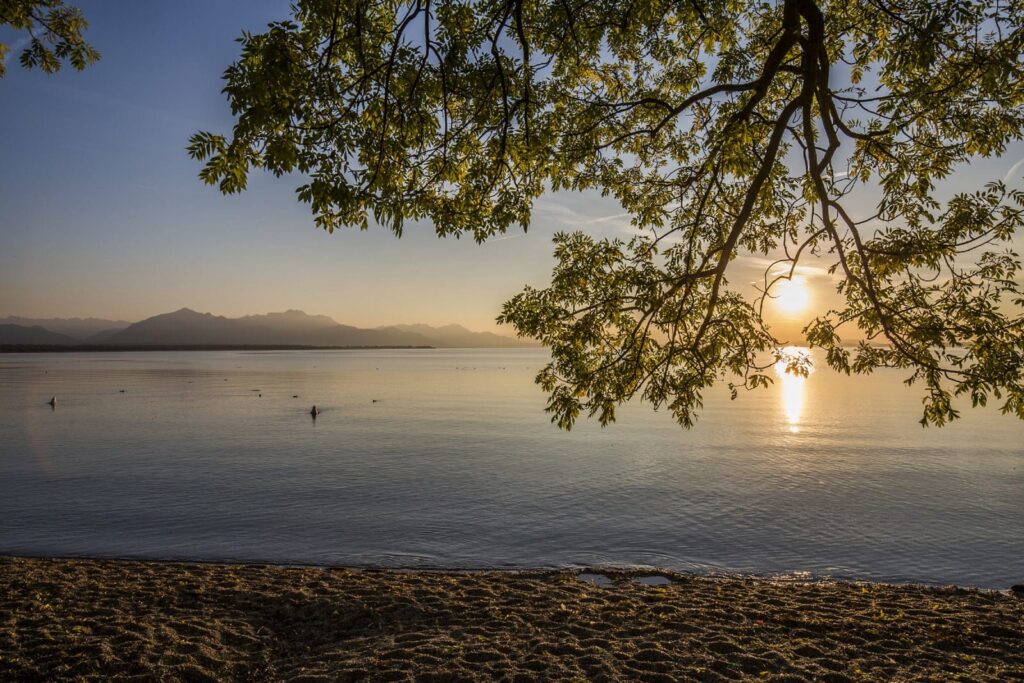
[1, 557, 1022, 681]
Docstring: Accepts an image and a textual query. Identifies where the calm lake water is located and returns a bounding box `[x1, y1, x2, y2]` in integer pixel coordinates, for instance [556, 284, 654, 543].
[1, 348, 1021, 588]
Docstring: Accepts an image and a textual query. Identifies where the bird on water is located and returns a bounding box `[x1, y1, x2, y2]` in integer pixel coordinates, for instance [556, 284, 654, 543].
[310, 405, 319, 418]
[47, 396, 56, 407]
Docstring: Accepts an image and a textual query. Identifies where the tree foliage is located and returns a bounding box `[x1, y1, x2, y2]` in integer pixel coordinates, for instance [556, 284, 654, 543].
[0, 0, 98, 77]
[190, 0, 1024, 428]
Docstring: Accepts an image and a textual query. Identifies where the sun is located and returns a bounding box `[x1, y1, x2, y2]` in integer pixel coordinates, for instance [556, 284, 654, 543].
[773, 276, 810, 314]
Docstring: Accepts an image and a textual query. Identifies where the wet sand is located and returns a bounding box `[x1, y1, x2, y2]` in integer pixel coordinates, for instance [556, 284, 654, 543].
[1, 556, 1021, 681]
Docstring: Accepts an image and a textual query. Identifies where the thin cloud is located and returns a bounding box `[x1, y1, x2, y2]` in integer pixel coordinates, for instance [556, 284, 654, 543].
[489, 232, 527, 242]
[533, 196, 634, 233]
[740, 255, 834, 279]
[1002, 157, 1024, 185]
[579, 212, 632, 226]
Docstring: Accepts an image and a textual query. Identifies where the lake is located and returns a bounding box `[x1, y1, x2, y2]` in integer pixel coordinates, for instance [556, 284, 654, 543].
[1, 348, 1021, 588]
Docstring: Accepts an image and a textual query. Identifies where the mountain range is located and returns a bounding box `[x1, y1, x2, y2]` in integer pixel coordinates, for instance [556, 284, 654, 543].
[0, 309, 534, 349]
[0, 315, 131, 340]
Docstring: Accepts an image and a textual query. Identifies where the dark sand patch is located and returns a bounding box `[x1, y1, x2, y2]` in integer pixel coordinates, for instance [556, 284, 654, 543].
[1, 556, 1022, 681]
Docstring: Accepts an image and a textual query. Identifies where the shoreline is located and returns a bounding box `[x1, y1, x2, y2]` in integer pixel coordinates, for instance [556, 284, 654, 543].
[2, 555, 1021, 681]
[3, 550, 1017, 592]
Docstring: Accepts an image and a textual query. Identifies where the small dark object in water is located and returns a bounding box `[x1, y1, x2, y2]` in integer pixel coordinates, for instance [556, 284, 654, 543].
[310, 405, 319, 418]
[47, 396, 56, 407]
[292, 395, 298, 398]
[119, 389, 125, 393]
[258, 393, 262, 397]
[372, 399, 378, 403]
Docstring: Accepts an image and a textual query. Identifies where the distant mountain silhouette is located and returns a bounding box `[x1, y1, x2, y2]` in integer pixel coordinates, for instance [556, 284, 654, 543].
[72, 308, 537, 348]
[86, 327, 129, 343]
[101, 308, 268, 346]
[0, 324, 82, 346]
[0, 316, 130, 341]
[236, 309, 340, 331]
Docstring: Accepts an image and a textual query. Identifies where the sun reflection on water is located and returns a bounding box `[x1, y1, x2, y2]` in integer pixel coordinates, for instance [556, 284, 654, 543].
[775, 347, 813, 433]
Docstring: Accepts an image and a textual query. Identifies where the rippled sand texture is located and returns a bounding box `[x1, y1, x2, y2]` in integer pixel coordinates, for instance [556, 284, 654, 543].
[2, 557, 1022, 681]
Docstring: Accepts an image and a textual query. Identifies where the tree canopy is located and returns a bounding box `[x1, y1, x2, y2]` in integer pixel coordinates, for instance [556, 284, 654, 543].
[0, 0, 98, 77]
[189, 0, 1024, 428]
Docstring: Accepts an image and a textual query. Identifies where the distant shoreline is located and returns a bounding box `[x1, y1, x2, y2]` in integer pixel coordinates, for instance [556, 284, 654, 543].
[2, 555, 1021, 680]
[0, 344, 436, 353]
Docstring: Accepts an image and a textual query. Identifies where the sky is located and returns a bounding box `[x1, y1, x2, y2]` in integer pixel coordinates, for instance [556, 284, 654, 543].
[2, 1, 1023, 338]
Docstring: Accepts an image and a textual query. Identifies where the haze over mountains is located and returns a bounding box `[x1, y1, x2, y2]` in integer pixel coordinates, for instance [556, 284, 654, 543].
[0, 324, 82, 346]
[0, 316, 132, 340]
[0, 309, 534, 348]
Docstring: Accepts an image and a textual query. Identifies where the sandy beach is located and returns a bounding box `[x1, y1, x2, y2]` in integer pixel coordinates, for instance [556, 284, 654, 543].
[1, 556, 1022, 681]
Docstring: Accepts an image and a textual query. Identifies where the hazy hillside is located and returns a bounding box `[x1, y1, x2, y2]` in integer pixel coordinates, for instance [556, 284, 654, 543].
[103, 309, 438, 347]
[236, 309, 340, 331]
[0, 316, 131, 341]
[233, 309, 435, 346]
[101, 309, 267, 346]
[0, 324, 81, 346]
[1, 309, 536, 348]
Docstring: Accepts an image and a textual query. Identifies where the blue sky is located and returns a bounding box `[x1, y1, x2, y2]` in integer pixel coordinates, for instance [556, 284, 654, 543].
[2, 1, 1022, 337]
[0, 1, 613, 331]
